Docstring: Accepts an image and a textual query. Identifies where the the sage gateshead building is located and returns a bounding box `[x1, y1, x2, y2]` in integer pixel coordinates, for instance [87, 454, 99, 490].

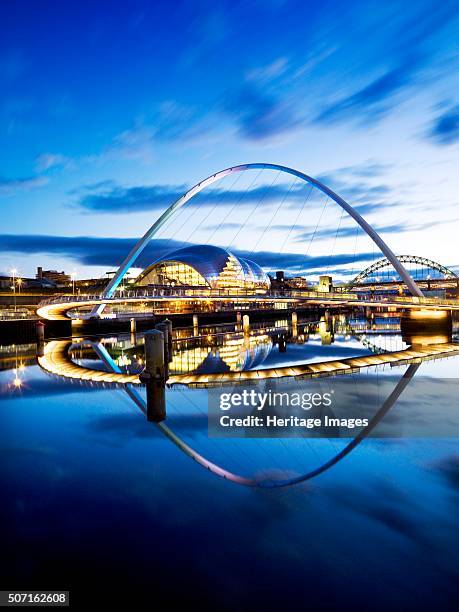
[135, 244, 270, 293]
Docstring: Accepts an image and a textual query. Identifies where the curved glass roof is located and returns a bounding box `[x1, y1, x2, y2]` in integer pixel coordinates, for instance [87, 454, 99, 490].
[157, 245, 230, 281]
[240, 257, 268, 284]
[138, 244, 270, 288]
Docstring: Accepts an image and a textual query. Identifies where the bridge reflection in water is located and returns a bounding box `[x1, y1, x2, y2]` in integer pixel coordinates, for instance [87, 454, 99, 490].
[34, 314, 459, 488]
[38, 313, 457, 383]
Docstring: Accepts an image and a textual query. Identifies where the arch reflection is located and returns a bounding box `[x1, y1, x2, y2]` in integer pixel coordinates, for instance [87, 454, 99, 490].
[36, 332, 459, 487]
[99, 344, 421, 488]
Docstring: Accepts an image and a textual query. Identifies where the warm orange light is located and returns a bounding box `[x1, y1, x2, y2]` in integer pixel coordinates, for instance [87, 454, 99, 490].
[410, 309, 448, 319]
[410, 334, 450, 346]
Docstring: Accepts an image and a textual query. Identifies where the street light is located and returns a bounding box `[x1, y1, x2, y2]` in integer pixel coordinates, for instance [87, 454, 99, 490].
[10, 268, 17, 312]
[71, 271, 77, 295]
[16, 277, 23, 295]
[13, 376, 22, 388]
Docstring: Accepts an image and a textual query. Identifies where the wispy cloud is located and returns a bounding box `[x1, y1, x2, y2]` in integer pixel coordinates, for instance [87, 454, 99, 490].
[317, 61, 418, 124]
[0, 233, 375, 275]
[316, 2, 459, 125]
[105, 124, 156, 163]
[245, 57, 289, 85]
[0, 234, 187, 268]
[35, 153, 72, 172]
[74, 180, 313, 214]
[75, 182, 187, 213]
[222, 85, 301, 141]
[73, 163, 400, 214]
[236, 248, 376, 273]
[331, 161, 393, 178]
[203, 2, 459, 141]
[294, 219, 452, 243]
[0, 175, 48, 194]
[427, 103, 459, 145]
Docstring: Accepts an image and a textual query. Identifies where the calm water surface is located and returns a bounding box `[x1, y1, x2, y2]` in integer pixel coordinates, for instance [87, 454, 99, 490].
[1, 316, 458, 609]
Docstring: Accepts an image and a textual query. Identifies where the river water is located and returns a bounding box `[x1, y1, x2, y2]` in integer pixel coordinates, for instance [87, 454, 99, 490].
[1, 314, 458, 609]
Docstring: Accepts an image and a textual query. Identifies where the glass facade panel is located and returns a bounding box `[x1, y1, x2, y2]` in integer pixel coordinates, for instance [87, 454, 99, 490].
[136, 245, 271, 292]
[138, 261, 208, 287]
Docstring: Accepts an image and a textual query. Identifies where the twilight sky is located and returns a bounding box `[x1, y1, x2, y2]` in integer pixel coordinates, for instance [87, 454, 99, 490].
[1, 0, 459, 281]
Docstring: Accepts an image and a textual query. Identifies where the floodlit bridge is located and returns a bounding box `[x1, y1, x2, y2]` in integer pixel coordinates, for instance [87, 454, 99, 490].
[351, 255, 457, 286]
[35, 163, 459, 320]
[29, 164, 459, 489]
[347, 255, 458, 295]
[36, 287, 459, 321]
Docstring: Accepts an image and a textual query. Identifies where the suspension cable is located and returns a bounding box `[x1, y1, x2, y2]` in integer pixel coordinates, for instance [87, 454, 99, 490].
[325, 206, 345, 276]
[249, 177, 298, 256]
[226, 170, 281, 250]
[182, 170, 244, 245]
[306, 193, 328, 258]
[206, 168, 264, 245]
[278, 184, 314, 255]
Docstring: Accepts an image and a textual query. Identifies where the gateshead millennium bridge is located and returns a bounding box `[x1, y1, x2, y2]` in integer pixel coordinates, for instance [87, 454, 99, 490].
[10, 163, 459, 490]
[36, 287, 459, 320]
[36, 163, 458, 321]
[32, 163, 459, 489]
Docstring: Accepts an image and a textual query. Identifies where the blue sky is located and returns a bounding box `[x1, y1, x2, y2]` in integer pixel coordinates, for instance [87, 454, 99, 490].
[1, 0, 459, 280]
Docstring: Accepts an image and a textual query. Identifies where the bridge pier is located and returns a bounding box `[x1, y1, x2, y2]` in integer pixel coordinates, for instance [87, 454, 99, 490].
[291, 311, 298, 339]
[164, 318, 173, 359]
[140, 329, 166, 422]
[193, 314, 199, 336]
[130, 317, 137, 346]
[319, 316, 333, 345]
[155, 322, 170, 379]
[36, 320, 45, 357]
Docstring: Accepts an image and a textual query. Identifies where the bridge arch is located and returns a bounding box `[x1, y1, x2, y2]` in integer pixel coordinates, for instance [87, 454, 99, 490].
[94, 163, 423, 315]
[350, 254, 457, 287]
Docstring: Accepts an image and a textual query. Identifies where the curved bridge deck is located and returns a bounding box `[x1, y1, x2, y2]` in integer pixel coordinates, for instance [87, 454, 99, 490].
[36, 289, 459, 320]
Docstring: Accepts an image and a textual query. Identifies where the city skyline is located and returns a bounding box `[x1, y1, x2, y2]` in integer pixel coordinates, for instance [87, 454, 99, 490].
[1, 0, 459, 280]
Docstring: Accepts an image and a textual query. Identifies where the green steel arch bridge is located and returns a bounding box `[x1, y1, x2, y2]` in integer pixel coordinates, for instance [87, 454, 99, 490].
[350, 254, 457, 286]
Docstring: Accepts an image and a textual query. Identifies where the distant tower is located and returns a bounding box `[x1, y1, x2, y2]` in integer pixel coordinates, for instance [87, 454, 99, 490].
[318, 275, 333, 292]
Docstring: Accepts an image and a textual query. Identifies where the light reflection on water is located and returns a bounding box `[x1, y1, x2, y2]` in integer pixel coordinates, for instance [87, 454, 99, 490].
[1, 313, 458, 608]
[65, 315, 409, 376]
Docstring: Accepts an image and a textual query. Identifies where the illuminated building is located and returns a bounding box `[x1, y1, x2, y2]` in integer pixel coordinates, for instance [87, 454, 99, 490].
[36, 267, 71, 285]
[135, 245, 270, 293]
[317, 275, 333, 292]
[170, 333, 272, 374]
[286, 276, 308, 289]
